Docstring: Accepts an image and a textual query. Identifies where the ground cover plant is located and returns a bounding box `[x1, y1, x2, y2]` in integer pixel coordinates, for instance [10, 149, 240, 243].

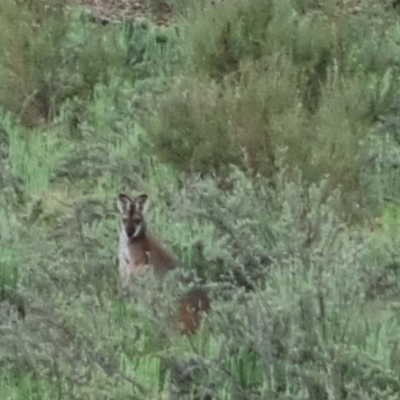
[1, 0, 400, 399]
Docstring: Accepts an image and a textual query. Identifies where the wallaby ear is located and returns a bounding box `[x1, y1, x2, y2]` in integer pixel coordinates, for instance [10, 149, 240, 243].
[117, 193, 132, 214]
[135, 194, 149, 213]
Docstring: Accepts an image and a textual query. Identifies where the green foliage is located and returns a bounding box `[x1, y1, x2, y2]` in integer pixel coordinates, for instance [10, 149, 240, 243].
[2, 148, 400, 398]
[185, 0, 274, 78]
[146, 0, 400, 216]
[1, 0, 400, 398]
[0, 0, 181, 127]
[146, 77, 239, 175]
[0, 0, 70, 126]
[146, 63, 369, 212]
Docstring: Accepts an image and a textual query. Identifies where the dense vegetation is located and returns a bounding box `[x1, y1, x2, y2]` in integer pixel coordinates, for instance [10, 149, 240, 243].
[1, 0, 400, 398]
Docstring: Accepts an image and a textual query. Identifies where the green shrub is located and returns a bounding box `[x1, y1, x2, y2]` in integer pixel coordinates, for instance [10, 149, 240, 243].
[0, 1, 180, 127]
[145, 0, 400, 218]
[0, 0, 71, 126]
[146, 76, 239, 175]
[146, 61, 369, 212]
[185, 0, 274, 79]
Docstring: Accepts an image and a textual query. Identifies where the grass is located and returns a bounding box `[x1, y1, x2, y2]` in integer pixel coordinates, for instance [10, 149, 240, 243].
[1, 0, 400, 399]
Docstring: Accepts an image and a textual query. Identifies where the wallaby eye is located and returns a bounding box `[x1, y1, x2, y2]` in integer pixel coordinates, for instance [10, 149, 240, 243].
[133, 218, 141, 225]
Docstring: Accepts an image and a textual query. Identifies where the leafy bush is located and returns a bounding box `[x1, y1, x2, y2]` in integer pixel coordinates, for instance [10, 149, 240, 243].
[185, 0, 274, 78]
[0, 0, 71, 126]
[145, 0, 400, 217]
[146, 65, 369, 213]
[0, 0, 181, 127]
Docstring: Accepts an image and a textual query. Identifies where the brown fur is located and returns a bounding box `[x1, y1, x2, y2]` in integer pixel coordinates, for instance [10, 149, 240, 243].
[177, 288, 210, 335]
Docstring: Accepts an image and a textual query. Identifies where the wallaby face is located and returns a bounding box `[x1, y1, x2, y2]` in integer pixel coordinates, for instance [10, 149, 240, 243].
[117, 193, 148, 241]
[117, 193, 151, 288]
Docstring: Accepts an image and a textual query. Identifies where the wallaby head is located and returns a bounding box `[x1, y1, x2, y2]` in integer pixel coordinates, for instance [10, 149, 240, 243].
[117, 193, 149, 241]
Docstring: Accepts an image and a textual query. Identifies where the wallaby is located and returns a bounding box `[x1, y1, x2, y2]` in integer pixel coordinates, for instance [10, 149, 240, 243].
[117, 193, 210, 335]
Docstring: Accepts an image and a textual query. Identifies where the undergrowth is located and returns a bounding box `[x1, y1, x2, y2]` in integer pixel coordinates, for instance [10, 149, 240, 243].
[1, 0, 400, 399]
